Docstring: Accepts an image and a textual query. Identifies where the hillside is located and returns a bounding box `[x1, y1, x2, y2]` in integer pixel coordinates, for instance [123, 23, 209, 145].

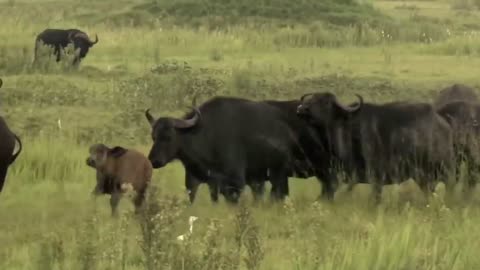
[119, 0, 389, 27]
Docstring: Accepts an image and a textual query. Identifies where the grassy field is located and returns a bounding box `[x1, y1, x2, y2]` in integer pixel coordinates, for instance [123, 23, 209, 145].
[2, 0, 480, 269]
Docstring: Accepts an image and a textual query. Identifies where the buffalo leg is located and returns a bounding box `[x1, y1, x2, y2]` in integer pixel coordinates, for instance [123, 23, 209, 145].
[321, 182, 335, 201]
[317, 170, 336, 201]
[185, 171, 202, 204]
[269, 168, 289, 202]
[218, 170, 246, 204]
[110, 192, 122, 217]
[371, 169, 385, 205]
[249, 181, 266, 202]
[208, 180, 219, 203]
[133, 189, 146, 214]
[91, 171, 109, 197]
[54, 47, 62, 62]
[72, 55, 81, 68]
[418, 180, 436, 200]
[462, 157, 479, 198]
[208, 169, 247, 204]
[372, 182, 382, 205]
[344, 173, 358, 193]
[220, 181, 243, 204]
[0, 165, 8, 193]
[205, 171, 230, 203]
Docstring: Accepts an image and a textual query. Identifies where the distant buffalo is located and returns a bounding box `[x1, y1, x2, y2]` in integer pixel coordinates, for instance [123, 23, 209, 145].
[0, 80, 22, 193]
[145, 97, 312, 204]
[434, 83, 479, 108]
[33, 28, 98, 66]
[297, 92, 454, 203]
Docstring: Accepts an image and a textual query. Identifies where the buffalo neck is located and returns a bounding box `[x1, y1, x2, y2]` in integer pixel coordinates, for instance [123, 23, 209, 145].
[176, 130, 214, 176]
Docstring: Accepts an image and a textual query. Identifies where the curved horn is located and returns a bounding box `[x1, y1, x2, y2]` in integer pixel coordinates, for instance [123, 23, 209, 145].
[174, 107, 201, 129]
[300, 93, 315, 102]
[334, 94, 363, 113]
[10, 133, 22, 165]
[75, 33, 98, 45]
[145, 109, 155, 126]
[90, 34, 98, 45]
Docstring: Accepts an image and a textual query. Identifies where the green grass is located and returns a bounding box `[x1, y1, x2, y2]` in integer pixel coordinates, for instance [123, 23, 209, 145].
[2, 0, 480, 269]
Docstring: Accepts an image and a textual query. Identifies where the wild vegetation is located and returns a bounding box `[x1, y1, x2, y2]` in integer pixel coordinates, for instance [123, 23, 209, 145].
[2, 0, 480, 269]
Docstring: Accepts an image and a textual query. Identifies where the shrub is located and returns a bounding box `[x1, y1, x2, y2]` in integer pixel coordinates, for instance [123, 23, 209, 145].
[128, 0, 387, 27]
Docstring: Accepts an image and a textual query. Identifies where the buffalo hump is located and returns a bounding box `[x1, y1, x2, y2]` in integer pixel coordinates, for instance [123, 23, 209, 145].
[434, 83, 479, 108]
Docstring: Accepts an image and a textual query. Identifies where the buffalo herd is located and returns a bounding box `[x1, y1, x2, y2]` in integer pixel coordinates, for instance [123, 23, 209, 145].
[145, 84, 480, 205]
[0, 80, 480, 209]
[1, 28, 480, 210]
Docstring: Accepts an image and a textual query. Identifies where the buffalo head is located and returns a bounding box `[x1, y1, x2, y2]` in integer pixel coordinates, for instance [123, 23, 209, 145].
[145, 108, 201, 168]
[296, 92, 363, 125]
[86, 143, 127, 169]
[67, 32, 98, 62]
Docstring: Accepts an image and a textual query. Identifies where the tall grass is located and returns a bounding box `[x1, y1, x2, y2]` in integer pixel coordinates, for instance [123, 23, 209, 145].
[3, 134, 480, 270]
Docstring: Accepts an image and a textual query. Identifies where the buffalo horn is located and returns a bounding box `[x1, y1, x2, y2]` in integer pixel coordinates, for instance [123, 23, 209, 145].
[334, 94, 363, 113]
[89, 34, 99, 45]
[174, 107, 201, 129]
[145, 109, 155, 126]
[74, 32, 99, 45]
[300, 93, 315, 102]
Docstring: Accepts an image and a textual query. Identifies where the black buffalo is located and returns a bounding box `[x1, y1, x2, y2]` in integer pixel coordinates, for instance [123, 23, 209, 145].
[169, 99, 336, 204]
[33, 28, 98, 66]
[297, 92, 455, 203]
[0, 118, 22, 192]
[262, 99, 339, 199]
[145, 97, 312, 203]
[436, 100, 480, 192]
[0, 79, 22, 192]
[434, 83, 479, 109]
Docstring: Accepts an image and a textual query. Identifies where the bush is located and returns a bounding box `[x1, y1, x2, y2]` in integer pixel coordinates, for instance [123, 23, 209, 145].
[122, 0, 389, 28]
[114, 60, 225, 112]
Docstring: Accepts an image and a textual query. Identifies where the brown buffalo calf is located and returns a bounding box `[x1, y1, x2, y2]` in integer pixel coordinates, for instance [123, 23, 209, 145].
[86, 143, 153, 216]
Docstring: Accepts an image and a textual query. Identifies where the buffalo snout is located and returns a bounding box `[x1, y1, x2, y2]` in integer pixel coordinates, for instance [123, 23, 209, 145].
[86, 157, 95, 168]
[148, 147, 168, 169]
[149, 157, 165, 169]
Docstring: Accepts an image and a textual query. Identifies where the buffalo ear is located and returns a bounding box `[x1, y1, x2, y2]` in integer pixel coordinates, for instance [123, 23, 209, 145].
[109, 146, 128, 158]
